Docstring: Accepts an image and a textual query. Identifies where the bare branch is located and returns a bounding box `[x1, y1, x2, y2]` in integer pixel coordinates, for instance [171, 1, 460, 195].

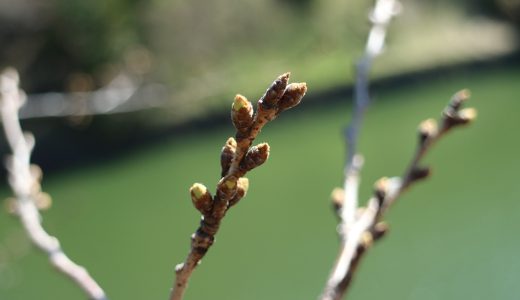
[170, 73, 307, 300]
[0, 68, 108, 300]
[321, 2, 476, 299]
[321, 91, 477, 300]
[19, 72, 168, 120]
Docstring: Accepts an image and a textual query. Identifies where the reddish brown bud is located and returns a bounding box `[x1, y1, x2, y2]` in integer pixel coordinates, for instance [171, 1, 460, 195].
[231, 95, 254, 132]
[240, 143, 270, 172]
[190, 183, 213, 214]
[409, 166, 431, 182]
[258, 73, 290, 109]
[277, 82, 307, 113]
[221, 137, 237, 176]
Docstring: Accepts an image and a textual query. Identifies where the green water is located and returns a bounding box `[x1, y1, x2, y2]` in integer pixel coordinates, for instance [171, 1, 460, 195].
[0, 65, 519, 299]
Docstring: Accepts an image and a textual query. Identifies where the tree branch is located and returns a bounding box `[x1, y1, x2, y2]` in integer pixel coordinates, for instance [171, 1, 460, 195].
[170, 73, 307, 300]
[320, 1, 477, 299]
[322, 90, 476, 300]
[0, 68, 108, 300]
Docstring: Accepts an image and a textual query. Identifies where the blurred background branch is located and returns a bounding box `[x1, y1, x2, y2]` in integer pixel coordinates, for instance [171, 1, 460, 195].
[0, 68, 107, 300]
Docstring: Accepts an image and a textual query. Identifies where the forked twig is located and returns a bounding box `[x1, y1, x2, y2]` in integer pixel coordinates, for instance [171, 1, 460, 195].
[0, 68, 108, 300]
[322, 90, 477, 300]
[170, 73, 307, 300]
[319, 1, 477, 298]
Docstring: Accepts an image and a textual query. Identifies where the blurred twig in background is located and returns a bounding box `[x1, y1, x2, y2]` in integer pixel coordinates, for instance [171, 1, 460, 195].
[320, 1, 477, 299]
[19, 72, 168, 119]
[0, 68, 108, 300]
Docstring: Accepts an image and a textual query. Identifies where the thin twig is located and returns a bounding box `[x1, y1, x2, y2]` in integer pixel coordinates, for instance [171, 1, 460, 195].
[170, 73, 307, 300]
[0, 68, 108, 300]
[341, 0, 401, 229]
[320, 1, 478, 299]
[322, 91, 476, 300]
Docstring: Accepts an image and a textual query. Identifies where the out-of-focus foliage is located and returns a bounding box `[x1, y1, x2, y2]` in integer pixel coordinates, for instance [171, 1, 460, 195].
[0, 0, 517, 98]
[0, 0, 145, 92]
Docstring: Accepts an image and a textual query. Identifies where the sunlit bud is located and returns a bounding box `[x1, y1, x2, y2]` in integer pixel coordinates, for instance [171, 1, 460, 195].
[228, 177, 250, 208]
[240, 143, 270, 172]
[220, 137, 237, 177]
[190, 183, 213, 214]
[277, 82, 307, 113]
[231, 95, 254, 132]
[258, 73, 290, 109]
[458, 108, 477, 123]
[418, 118, 438, 144]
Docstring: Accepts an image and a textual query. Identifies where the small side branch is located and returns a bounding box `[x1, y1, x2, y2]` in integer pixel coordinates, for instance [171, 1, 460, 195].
[170, 73, 307, 300]
[320, 1, 478, 299]
[321, 90, 477, 300]
[0, 68, 108, 300]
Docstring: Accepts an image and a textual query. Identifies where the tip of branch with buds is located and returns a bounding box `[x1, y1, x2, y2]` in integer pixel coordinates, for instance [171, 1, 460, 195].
[441, 89, 478, 131]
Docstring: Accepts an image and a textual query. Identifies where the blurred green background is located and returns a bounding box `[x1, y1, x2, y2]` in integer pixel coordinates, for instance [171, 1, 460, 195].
[0, 0, 520, 299]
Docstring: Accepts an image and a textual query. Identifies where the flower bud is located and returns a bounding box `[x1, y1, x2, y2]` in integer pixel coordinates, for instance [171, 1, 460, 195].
[409, 166, 431, 182]
[277, 82, 307, 113]
[458, 108, 477, 123]
[240, 143, 270, 172]
[228, 177, 249, 208]
[258, 73, 290, 109]
[221, 137, 237, 176]
[231, 95, 254, 132]
[190, 183, 213, 214]
[217, 176, 238, 199]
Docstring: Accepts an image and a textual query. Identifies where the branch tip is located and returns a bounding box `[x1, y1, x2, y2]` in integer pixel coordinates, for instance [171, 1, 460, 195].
[278, 82, 307, 113]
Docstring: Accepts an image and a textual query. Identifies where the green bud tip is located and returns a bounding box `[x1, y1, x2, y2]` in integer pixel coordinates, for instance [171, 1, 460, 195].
[190, 183, 207, 200]
[226, 137, 237, 148]
[232, 94, 249, 111]
[224, 179, 236, 189]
